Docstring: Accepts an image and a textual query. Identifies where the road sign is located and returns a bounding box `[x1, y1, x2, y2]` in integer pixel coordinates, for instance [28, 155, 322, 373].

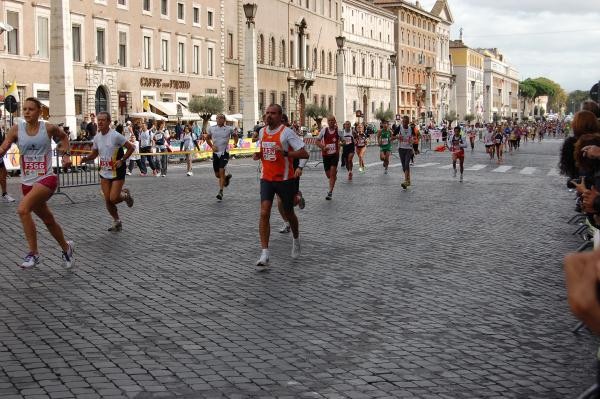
[4, 95, 17, 113]
[591, 83, 599, 102]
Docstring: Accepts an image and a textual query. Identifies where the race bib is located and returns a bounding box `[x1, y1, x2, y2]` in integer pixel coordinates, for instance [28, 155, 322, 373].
[99, 157, 114, 172]
[344, 137, 353, 145]
[381, 138, 389, 145]
[23, 155, 47, 177]
[262, 142, 276, 161]
[325, 143, 337, 155]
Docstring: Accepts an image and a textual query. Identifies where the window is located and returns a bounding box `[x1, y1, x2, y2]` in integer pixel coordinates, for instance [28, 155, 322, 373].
[74, 93, 83, 116]
[37, 16, 49, 58]
[6, 11, 19, 55]
[290, 40, 295, 67]
[281, 93, 287, 112]
[371, 60, 374, 78]
[270, 37, 275, 65]
[118, 31, 127, 67]
[228, 88, 235, 112]
[280, 40, 286, 67]
[379, 62, 383, 79]
[193, 7, 200, 24]
[207, 47, 213, 76]
[328, 52, 332, 74]
[353, 100, 357, 112]
[143, 0, 150, 11]
[207, 10, 214, 27]
[257, 34, 264, 64]
[118, 0, 126, 6]
[143, 36, 152, 69]
[178, 42, 185, 73]
[227, 33, 234, 58]
[177, 3, 184, 20]
[320, 50, 325, 73]
[259, 90, 265, 114]
[161, 39, 169, 71]
[361, 58, 365, 76]
[96, 28, 105, 64]
[270, 91, 276, 106]
[161, 0, 168, 16]
[72, 25, 81, 62]
[352, 56, 356, 75]
[193, 44, 200, 74]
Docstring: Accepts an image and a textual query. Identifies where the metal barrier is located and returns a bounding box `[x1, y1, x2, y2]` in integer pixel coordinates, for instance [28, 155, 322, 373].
[303, 137, 323, 167]
[55, 141, 99, 203]
[420, 134, 432, 153]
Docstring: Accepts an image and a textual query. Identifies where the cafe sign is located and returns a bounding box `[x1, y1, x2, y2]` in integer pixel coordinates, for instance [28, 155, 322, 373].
[140, 77, 191, 90]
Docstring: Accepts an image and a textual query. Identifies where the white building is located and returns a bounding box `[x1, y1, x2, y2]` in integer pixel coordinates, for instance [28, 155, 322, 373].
[478, 48, 520, 122]
[449, 40, 484, 123]
[430, 0, 453, 123]
[341, 0, 396, 123]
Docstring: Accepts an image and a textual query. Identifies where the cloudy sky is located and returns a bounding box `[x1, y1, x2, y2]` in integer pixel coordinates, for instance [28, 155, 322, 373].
[419, 0, 600, 92]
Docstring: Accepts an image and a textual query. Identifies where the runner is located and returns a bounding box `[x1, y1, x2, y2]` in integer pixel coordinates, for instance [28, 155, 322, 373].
[377, 120, 393, 174]
[483, 125, 495, 161]
[355, 123, 368, 172]
[254, 104, 309, 268]
[206, 114, 238, 201]
[447, 126, 467, 182]
[180, 125, 195, 176]
[0, 127, 16, 202]
[340, 121, 355, 180]
[494, 126, 504, 164]
[467, 125, 476, 151]
[394, 115, 414, 190]
[80, 111, 135, 232]
[316, 115, 341, 200]
[410, 121, 420, 164]
[0, 97, 74, 268]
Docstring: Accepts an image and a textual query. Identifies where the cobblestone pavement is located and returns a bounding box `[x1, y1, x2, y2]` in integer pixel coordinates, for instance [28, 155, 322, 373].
[0, 139, 597, 398]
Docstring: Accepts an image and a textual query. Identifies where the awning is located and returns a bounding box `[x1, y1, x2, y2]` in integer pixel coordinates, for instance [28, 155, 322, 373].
[148, 99, 201, 121]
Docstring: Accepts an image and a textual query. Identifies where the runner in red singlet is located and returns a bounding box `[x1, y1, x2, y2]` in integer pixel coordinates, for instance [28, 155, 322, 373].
[316, 116, 341, 200]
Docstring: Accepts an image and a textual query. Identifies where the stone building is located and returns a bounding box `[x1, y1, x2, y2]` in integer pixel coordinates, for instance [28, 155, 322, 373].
[429, 0, 453, 123]
[449, 39, 484, 123]
[477, 48, 520, 122]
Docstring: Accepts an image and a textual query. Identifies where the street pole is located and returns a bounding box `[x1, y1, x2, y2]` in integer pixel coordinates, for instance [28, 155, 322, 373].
[390, 54, 397, 115]
[242, 3, 258, 136]
[50, 0, 76, 138]
[335, 36, 347, 122]
[425, 66, 432, 124]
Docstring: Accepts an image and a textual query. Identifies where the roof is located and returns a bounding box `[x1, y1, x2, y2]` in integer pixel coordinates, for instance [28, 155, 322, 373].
[430, 0, 454, 24]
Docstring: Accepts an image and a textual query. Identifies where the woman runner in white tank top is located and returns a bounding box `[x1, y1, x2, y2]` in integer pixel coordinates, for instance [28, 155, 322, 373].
[0, 98, 75, 269]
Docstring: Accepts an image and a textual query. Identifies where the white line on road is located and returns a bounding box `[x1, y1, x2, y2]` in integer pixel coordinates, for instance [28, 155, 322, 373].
[464, 164, 487, 171]
[366, 162, 382, 168]
[492, 166, 513, 173]
[519, 167, 537, 175]
[438, 165, 454, 169]
[412, 162, 440, 168]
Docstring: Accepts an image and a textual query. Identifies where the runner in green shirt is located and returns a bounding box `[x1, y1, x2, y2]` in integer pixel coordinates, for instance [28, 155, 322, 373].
[377, 120, 393, 174]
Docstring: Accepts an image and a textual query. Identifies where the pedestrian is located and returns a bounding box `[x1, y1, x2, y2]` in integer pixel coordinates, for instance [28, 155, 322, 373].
[0, 97, 75, 268]
[80, 111, 135, 232]
[340, 121, 355, 180]
[154, 121, 169, 177]
[180, 125, 195, 176]
[315, 115, 341, 200]
[395, 115, 415, 190]
[253, 104, 309, 268]
[377, 120, 393, 174]
[206, 114, 238, 200]
[126, 133, 145, 176]
[86, 113, 97, 139]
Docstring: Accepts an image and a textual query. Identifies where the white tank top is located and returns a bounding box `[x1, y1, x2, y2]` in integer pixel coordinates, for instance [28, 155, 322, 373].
[17, 120, 54, 186]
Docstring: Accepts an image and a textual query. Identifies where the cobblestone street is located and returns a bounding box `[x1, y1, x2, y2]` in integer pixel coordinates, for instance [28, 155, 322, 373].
[0, 139, 597, 398]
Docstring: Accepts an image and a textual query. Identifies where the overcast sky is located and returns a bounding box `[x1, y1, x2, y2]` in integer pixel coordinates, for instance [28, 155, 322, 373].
[420, 0, 600, 92]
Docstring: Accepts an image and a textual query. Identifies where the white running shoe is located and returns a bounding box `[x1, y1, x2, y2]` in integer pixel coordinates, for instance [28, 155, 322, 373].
[256, 252, 269, 269]
[126, 171, 132, 176]
[62, 241, 75, 269]
[279, 223, 291, 234]
[291, 238, 301, 259]
[1, 194, 15, 203]
[21, 253, 41, 269]
[187, 171, 193, 176]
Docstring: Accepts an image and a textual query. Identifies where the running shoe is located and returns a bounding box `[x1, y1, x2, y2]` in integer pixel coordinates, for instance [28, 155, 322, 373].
[216, 191, 223, 201]
[1, 194, 15, 203]
[453, 169, 457, 178]
[161, 174, 166, 177]
[62, 240, 75, 269]
[359, 167, 364, 172]
[384, 169, 388, 175]
[224, 173, 232, 187]
[326, 192, 332, 200]
[279, 223, 291, 234]
[187, 171, 193, 176]
[122, 188, 134, 208]
[126, 171, 132, 176]
[298, 194, 306, 210]
[21, 252, 41, 269]
[459, 174, 463, 183]
[108, 220, 123, 232]
[291, 238, 301, 259]
[256, 252, 269, 269]
[348, 172, 353, 181]
[401, 181, 408, 190]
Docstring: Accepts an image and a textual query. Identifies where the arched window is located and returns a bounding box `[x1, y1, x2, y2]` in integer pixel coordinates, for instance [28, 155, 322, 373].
[361, 57, 365, 76]
[95, 86, 108, 114]
[313, 47, 318, 70]
[320, 50, 325, 73]
[258, 34, 264, 64]
[370, 59, 374, 78]
[352, 56, 356, 75]
[328, 52, 332, 74]
[379, 61, 383, 79]
[280, 40, 286, 67]
[270, 37, 276, 65]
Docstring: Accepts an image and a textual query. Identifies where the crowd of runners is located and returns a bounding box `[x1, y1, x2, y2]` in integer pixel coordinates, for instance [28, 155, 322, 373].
[0, 95, 583, 271]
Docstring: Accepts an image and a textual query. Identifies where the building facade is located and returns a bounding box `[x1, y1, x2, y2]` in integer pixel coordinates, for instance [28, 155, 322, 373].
[478, 48, 520, 123]
[341, 0, 395, 123]
[1, 0, 224, 128]
[449, 39, 484, 122]
[223, 0, 341, 128]
[429, 0, 453, 124]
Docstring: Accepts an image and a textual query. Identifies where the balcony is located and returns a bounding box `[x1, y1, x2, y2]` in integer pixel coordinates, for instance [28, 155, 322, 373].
[288, 68, 316, 83]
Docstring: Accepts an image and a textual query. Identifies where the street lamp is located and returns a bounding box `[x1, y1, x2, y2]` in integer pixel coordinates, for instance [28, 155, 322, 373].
[425, 66, 432, 123]
[389, 53, 397, 116]
[242, 3, 259, 136]
[335, 35, 346, 122]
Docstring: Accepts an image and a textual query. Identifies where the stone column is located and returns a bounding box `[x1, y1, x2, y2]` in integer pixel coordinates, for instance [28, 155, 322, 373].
[49, 0, 76, 138]
[242, 13, 258, 135]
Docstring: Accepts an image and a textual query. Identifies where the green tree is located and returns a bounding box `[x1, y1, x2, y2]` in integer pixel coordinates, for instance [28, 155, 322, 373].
[567, 90, 591, 114]
[188, 96, 224, 131]
[375, 108, 394, 122]
[305, 103, 329, 128]
[463, 113, 476, 124]
[445, 110, 457, 127]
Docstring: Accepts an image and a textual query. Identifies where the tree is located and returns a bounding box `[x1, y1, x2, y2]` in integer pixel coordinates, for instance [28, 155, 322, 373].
[305, 103, 329, 128]
[567, 90, 591, 114]
[463, 113, 476, 124]
[375, 108, 394, 122]
[188, 96, 224, 131]
[445, 110, 457, 127]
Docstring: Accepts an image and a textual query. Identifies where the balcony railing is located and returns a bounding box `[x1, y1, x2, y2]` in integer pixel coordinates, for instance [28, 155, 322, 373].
[288, 68, 316, 82]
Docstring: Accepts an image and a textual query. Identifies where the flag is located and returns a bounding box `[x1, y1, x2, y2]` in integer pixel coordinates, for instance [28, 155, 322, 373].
[143, 98, 149, 111]
[6, 80, 19, 102]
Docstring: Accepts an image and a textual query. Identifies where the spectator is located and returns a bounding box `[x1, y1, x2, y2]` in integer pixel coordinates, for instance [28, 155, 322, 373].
[559, 111, 600, 180]
[86, 113, 97, 139]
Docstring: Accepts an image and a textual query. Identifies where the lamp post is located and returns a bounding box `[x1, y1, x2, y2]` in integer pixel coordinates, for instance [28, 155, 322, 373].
[415, 83, 423, 124]
[335, 35, 346, 122]
[425, 66, 432, 124]
[508, 91, 512, 119]
[390, 53, 397, 116]
[242, 3, 258, 135]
